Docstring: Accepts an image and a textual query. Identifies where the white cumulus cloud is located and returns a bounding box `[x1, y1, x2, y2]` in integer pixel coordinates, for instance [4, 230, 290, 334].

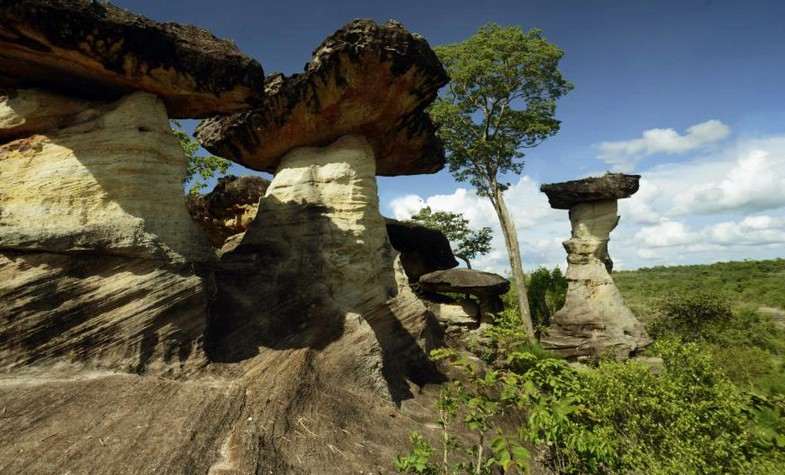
[598, 119, 730, 171]
[386, 133, 785, 272]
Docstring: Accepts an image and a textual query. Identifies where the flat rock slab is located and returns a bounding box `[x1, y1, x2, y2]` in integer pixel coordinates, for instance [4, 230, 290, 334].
[540, 173, 640, 209]
[196, 19, 448, 176]
[0, 0, 264, 118]
[419, 268, 510, 296]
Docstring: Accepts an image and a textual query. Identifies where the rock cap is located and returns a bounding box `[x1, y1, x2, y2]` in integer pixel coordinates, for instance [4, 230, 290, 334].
[196, 19, 449, 176]
[385, 218, 459, 281]
[0, 0, 265, 118]
[540, 173, 640, 209]
[419, 268, 510, 297]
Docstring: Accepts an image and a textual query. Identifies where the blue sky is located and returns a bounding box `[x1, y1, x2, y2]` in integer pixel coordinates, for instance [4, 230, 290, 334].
[119, 0, 785, 271]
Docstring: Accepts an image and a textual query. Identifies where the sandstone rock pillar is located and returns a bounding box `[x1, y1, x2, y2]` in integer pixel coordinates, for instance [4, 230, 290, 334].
[196, 20, 450, 404]
[0, 0, 265, 374]
[540, 173, 650, 359]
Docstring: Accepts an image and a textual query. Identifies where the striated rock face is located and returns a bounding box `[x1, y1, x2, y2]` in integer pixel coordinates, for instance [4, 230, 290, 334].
[540, 176, 649, 360]
[385, 218, 459, 281]
[0, 90, 212, 263]
[187, 174, 270, 247]
[0, 0, 264, 118]
[0, 89, 212, 374]
[210, 135, 439, 386]
[0, 88, 104, 142]
[0, 251, 210, 373]
[196, 19, 449, 176]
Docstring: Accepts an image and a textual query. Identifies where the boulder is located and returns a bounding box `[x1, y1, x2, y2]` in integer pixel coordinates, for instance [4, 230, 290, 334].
[539, 174, 650, 360]
[385, 218, 459, 281]
[187, 175, 270, 247]
[426, 299, 480, 328]
[0, 0, 265, 118]
[196, 19, 449, 176]
[540, 173, 641, 210]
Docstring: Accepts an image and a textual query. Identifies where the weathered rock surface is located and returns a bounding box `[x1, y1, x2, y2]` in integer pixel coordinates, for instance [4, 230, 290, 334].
[0, 12, 462, 472]
[209, 135, 439, 391]
[426, 299, 480, 330]
[0, 0, 265, 118]
[0, 90, 212, 263]
[187, 174, 270, 247]
[0, 88, 104, 142]
[386, 218, 459, 281]
[540, 177, 650, 359]
[0, 251, 210, 374]
[196, 19, 448, 176]
[540, 173, 641, 210]
[0, 89, 213, 374]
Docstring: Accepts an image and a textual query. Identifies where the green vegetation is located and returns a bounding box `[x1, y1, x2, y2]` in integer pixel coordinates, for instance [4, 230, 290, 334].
[396, 259, 785, 473]
[171, 120, 230, 194]
[614, 258, 785, 318]
[410, 207, 493, 269]
[525, 267, 567, 332]
[430, 23, 573, 341]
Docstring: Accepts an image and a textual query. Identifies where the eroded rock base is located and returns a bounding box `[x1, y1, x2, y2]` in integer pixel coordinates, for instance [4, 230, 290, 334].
[542, 200, 649, 359]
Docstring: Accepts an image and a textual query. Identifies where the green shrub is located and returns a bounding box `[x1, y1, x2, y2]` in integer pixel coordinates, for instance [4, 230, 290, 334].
[648, 294, 785, 396]
[648, 293, 733, 340]
[526, 267, 568, 330]
[521, 339, 785, 474]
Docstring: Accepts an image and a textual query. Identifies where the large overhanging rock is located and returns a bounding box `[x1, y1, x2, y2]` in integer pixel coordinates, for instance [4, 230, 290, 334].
[0, 89, 212, 373]
[196, 19, 448, 176]
[0, 0, 265, 118]
[539, 174, 650, 359]
[385, 218, 459, 281]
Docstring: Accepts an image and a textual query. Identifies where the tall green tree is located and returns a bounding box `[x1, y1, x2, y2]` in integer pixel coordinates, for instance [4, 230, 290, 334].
[410, 206, 492, 269]
[171, 120, 230, 194]
[430, 23, 573, 342]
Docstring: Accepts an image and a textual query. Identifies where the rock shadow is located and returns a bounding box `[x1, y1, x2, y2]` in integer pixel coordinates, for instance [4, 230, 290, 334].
[205, 193, 444, 403]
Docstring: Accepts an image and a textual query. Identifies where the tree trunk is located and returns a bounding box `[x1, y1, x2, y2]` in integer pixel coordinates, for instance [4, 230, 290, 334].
[457, 255, 472, 269]
[490, 187, 536, 343]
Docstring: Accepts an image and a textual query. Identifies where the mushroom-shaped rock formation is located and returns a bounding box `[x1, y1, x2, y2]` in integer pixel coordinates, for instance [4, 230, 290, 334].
[187, 175, 270, 247]
[419, 268, 511, 322]
[0, 16, 469, 474]
[539, 173, 650, 360]
[0, 0, 265, 118]
[196, 19, 448, 176]
[385, 218, 460, 281]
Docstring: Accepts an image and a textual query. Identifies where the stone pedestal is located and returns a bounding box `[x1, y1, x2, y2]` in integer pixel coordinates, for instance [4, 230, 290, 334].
[540, 176, 650, 360]
[0, 90, 213, 374]
[212, 134, 438, 400]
